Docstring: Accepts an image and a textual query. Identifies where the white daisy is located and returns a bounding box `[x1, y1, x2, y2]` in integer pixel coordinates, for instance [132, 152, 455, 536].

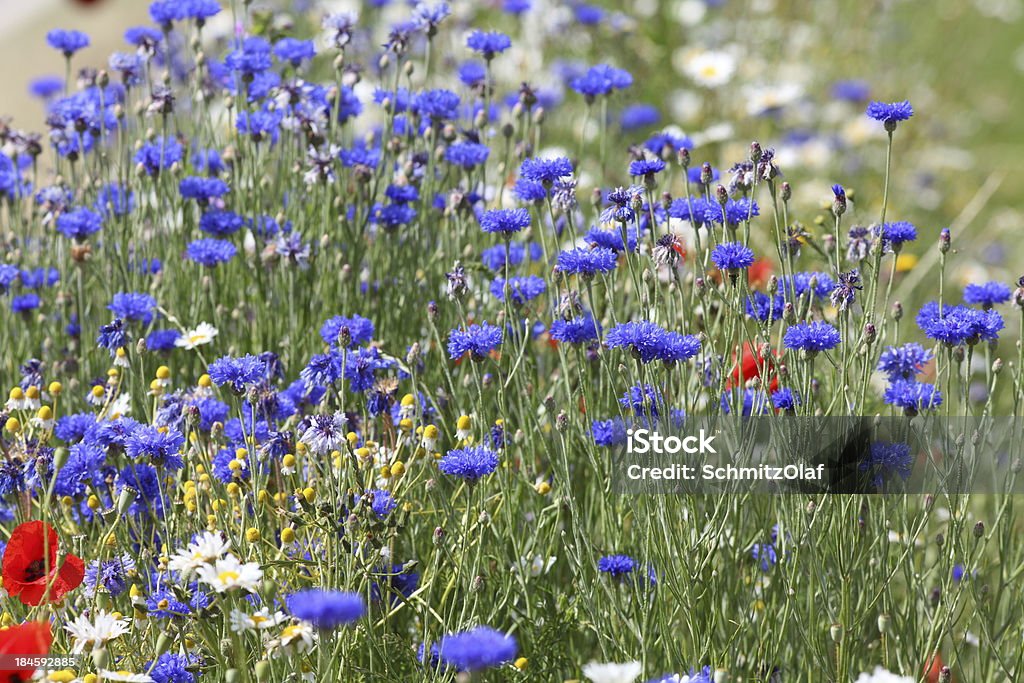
[266, 621, 317, 656]
[679, 49, 737, 88]
[168, 530, 232, 576]
[583, 661, 644, 683]
[98, 671, 154, 682]
[175, 322, 219, 350]
[230, 607, 288, 633]
[196, 554, 263, 593]
[65, 611, 132, 653]
[853, 668, 914, 683]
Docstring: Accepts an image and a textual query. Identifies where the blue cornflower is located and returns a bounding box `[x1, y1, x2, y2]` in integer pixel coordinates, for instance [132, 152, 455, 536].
[445, 142, 490, 169]
[519, 156, 573, 184]
[18, 267, 59, 290]
[658, 331, 702, 365]
[479, 207, 530, 235]
[135, 136, 183, 176]
[574, 3, 605, 24]
[186, 238, 236, 267]
[52, 441, 104, 497]
[96, 183, 134, 217]
[570, 64, 633, 99]
[29, 76, 64, 100]
[55, 413, 96, 443]
[344, 346, 394, 392]
[237, 108, 284, 144]
[368, 489, 397, 518]
[866, 100, 914, 129]
[448, 323, 503, 360]
[458, 61, 486, 87]
[644, 131, 692, 156]
[413, 89, 461, 122]
[208, 354, 265, 392]
[830, 270, 863, 311]
[600, 185, 644, 222]
[877, 343, 933, 380]
[860, 441, 913, 489]
[752, 542, 778, 571]
[466, 30, 511, 60]
[124, 26, 163, 50]
[586, 225, 638, 253]
[480, 242, 538, 271]
[875, 221, 917, 251]
[150, 0, 221, 26]
[191, 148, 225, 176]
[605, 320, 665, 363]
[620, 103, 660, 131]
[598, 554, 636, 578]
[964, 281, 1012, 309]
[513, 178, 546, 203]
[628, 158, 666, 178]
[96, 319, 130, 354]
[783, 321, 841, 353]
[46, 29, 90, 56]
[771, 388, 800, 412]
[273, 38, 315, 67]
[556, 247, 617, 278]
[591, 417, 627, 446]
[11, 294, 40, 314]
[146, 329, 181, 352]
[83, 555, 135, 599]
[319, 314, 374, 347]
[490, 276, 546, 306]
[413, 2, 452, 34]
[146, 653, 198, 683]
[199, 209, 244, 236]
[56, 207, 103, 241]
[225, 36, 273, 76]
[438, 446, 500, 482]
[884, 381, 942, 414]
[385, 184, 419, 202]
[550, 313, 600, 345]
[117, 463, 166, 517]
[436, 627, 517, 672]
[778, 272, 836, 301]
[746, 291, 785, 323]
[0, 264, 19, 294]
[620, 383, 662, 417]
[720, 388, 772, 417]
[711, 242, 755, 271]
[667, 196, 715, 227]
[713, 198, 760, 226]
[108, 292, 157, 325]
[179, 176, 229, 203]
[287, 590, 366, 629]
[916, 301, 1004, 346]
[832, 79, 870, 102]
[126, 424, 185, 470]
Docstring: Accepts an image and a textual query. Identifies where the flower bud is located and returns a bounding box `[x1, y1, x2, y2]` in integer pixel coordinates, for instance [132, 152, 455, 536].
[780, 182, 792, 202]
[939, 227, 951, 254]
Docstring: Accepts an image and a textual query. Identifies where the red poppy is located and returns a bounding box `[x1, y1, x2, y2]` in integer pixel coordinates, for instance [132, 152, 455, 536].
[925, 653, 953, 683]
[0, 621, 52, 683]
[748, 258, 773, 288]
[728, 343, 779, 393]
[1, 521, 84, 606]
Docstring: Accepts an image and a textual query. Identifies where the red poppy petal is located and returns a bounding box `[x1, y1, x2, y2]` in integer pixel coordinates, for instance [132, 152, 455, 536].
[52, 553, 86, 601]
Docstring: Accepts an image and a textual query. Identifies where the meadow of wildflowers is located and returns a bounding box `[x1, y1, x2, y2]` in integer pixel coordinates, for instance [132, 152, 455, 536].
[1, 0, 1024, 681]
